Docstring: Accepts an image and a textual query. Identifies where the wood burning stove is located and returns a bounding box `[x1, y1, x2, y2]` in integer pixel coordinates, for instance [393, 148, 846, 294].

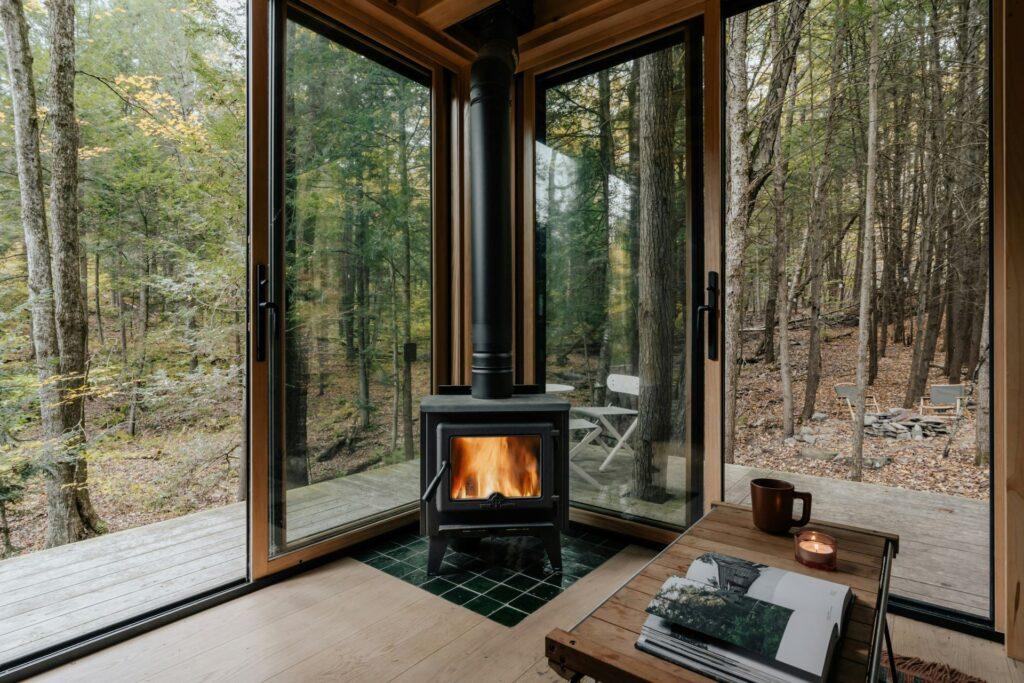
[420, 393, 569, 574]
[419, 4, 569, 575]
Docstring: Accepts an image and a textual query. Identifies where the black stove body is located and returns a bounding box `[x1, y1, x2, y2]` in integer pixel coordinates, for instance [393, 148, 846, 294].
[419, 392, 569, 574]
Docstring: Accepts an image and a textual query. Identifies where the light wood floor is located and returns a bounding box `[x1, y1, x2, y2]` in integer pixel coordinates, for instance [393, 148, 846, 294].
[34, 543, 1022, 683]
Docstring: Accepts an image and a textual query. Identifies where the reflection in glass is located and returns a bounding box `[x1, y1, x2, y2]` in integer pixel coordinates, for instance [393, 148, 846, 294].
[538, 44, 695, 527]
[277, 19, 431, 551]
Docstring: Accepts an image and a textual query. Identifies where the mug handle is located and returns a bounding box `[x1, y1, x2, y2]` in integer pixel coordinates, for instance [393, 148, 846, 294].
[792, 492, 812, 527]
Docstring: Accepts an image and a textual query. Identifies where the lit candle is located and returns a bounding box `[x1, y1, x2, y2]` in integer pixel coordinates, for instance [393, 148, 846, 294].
[794, 530, 838, 570]
[798, 540, 835, 555]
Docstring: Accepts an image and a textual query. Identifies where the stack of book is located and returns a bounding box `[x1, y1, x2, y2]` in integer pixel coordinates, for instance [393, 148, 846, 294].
[636, 552, 853, 683]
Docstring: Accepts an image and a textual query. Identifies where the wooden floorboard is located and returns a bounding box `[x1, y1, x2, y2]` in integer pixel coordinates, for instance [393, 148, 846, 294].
[0, 460, 420, 666]
[32, 544, 1020, 683]
[724, 464, 990, 617]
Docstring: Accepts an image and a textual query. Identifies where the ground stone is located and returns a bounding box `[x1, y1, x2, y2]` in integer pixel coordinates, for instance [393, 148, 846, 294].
[799, 446, 839, 460]
[811, 412, 828, 422]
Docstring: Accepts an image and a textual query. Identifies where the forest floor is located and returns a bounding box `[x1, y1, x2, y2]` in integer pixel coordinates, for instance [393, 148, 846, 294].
[732, 324, 989, 500]
[3, 353, 432, 559]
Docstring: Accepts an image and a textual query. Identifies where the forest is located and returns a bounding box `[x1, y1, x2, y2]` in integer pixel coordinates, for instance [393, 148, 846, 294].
[0, 0, 434, 558]
[724, 0, 990, 495]
[0, 0, 247, 556]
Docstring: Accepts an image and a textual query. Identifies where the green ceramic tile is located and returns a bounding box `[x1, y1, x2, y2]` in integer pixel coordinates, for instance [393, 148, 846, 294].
[464, 576, 499, 594]
[441, 586, 477, 606]
[480, 566, 515, 582]
[490, 606, 529, 627]
[383, 561, 417, 579]
[387, 545, 420, 561]
[364, 555, 393, 569]
[484, 583, 520, 604]
[422, 577, 457, 595]
[510, 593, 546, 614]
[404, 569, 432, 586]
[503, 573, 540, 591]
[352, 525, 625, 626]
[528, 582, 562, 601]
[465, 594, 503, 616]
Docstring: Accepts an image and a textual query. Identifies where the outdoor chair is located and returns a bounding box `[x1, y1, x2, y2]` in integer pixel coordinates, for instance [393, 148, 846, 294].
[834, 383, 881, 420]
[568, 418, 604, 488]
[920, 383, 969, 419]
[571, 373, 639, 472]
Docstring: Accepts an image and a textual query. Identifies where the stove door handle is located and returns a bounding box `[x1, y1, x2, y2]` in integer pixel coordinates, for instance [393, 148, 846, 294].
[422, 461, 449, 503]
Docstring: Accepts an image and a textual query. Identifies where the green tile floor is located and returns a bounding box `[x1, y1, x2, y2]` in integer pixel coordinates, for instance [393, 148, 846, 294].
[350, 525, 628, 627]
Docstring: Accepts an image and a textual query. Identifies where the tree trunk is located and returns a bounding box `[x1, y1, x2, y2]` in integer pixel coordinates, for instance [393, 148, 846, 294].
[773, 126, 794, 438]
[595, 69, 614, 405]
[633, 51, 675, 502]
[94, 252, 104, 346]
[975, 282, 990, 466]
[282, 82, 309, 489]
[3, 0, 102, 546]
[852, 0, 880, 484]
[399, 106, 414, 462]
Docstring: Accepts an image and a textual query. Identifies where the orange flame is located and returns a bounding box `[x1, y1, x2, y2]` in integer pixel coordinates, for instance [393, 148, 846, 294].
[450, 435, 541, 500]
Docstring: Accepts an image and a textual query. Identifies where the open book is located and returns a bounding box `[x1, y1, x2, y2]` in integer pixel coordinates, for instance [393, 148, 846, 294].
[636, 552, 853, 682]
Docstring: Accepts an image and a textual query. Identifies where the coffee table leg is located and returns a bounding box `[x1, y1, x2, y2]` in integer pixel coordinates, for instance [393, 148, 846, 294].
[883, 621, 898, 682]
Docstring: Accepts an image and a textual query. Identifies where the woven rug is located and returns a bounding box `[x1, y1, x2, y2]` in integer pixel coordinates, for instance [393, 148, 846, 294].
[881, 653, 986, 683]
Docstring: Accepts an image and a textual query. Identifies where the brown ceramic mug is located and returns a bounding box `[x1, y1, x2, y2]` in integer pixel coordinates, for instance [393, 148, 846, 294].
[750, 478, 812, 535]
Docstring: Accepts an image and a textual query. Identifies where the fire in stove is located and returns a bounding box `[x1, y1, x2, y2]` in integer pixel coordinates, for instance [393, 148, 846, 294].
[450, 435, 541, 500]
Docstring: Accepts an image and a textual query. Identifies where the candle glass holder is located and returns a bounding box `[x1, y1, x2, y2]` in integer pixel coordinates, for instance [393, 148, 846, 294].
[794, 529, 837, 570]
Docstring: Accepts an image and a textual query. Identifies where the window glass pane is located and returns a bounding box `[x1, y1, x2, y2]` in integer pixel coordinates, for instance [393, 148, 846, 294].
[0, 0, 246, 664]
[723, 0, 991, 619]
[276, 18, 431, 551]
[538, 41, 697, 527]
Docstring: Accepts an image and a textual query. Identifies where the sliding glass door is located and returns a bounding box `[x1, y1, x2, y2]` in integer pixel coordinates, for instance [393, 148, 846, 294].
[720, 0, 993, 626]
[266, 4, 432, 556]
[534, 23, 705, 529]
[0, 0, 247, 669]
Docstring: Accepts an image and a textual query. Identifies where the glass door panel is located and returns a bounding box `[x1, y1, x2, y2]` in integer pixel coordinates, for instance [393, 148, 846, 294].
[721, 0, 992, 623]
[270, 8, 432, 555]
[535, 27, 703, 529]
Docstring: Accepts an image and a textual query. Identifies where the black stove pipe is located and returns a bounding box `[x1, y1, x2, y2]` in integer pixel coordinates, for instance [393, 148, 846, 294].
[470, 8, 518, 399]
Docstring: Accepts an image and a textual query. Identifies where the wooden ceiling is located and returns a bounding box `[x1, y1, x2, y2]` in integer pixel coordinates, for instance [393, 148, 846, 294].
[380, 0, 705, 73]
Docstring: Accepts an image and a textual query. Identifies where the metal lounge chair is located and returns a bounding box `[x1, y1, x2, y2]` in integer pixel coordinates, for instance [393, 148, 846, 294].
[571, 374, 639, 472]
[834, 382, 880, 420]
[568, 418, 603, 488]
[920, 383, 968, 419]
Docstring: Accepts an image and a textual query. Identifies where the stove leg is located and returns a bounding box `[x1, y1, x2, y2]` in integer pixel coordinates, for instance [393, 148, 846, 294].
[427, 536, 449, 575]
[542, 529, 562, 573]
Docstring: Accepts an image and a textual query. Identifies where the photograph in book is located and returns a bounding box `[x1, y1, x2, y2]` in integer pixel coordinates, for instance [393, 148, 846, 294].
[646, 553, 852, 679]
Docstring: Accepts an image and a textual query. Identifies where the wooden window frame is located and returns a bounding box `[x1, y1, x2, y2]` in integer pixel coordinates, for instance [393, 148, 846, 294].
[247, 0, 470, 579]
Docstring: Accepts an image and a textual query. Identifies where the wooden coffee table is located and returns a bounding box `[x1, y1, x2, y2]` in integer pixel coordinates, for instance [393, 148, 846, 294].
[546, 502, 899, 682]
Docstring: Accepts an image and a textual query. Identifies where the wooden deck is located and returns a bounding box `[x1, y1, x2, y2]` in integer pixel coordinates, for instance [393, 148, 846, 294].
[725, 464, 990, 617]
[0, 459, 419, 666]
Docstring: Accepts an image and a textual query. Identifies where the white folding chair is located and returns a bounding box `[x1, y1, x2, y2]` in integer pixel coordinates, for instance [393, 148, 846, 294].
[568, 418, 603, 488]
[571, 373, 639, 472]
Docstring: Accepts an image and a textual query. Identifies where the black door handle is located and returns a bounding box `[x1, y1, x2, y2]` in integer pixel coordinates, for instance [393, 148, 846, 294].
[696, 271, 719, 361]
[255, 264, 275, 362]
